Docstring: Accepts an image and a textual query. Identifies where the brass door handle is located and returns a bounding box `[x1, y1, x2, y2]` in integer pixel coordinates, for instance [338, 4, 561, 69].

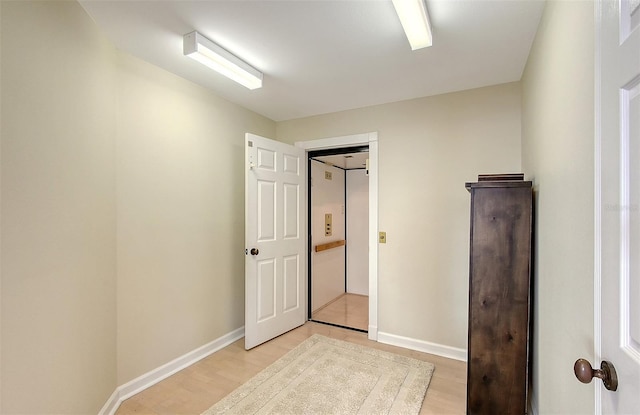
[574, 358, 618, 391]
[250, 248, 259, 256]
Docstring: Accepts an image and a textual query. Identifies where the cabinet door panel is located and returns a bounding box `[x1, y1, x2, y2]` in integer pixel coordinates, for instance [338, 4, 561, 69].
[466, 180, 532, 414]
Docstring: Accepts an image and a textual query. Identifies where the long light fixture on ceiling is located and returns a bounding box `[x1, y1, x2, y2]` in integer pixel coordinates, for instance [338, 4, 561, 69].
[183, 31, 263, 90]
[392, 0, 433, 50]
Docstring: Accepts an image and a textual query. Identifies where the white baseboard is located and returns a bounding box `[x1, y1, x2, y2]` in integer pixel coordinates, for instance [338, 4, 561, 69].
[377, 331, 467, 362]
[99, 326, 245, 415]
[98, 389, 121, 415]
[367, 324, 378, 341]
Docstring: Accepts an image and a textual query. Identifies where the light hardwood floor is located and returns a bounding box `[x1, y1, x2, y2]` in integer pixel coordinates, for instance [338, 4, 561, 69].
[115, 322, 466, 414]
[312, 293, 368, 331]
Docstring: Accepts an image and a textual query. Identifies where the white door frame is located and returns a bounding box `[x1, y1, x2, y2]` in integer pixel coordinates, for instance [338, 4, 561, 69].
[296, 132, 379, 341]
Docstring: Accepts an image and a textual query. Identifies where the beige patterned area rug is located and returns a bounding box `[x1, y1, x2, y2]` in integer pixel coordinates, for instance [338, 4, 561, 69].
[202, 334, 435, 415]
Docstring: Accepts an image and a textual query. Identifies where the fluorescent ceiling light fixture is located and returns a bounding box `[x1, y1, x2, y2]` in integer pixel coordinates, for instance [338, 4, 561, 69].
[183, 31, 263, 90]
[392, 0, 433, 50]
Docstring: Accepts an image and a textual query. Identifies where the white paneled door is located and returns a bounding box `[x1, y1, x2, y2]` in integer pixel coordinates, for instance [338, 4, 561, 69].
[598, 0, 640, 412]
[245, 133, 306, 350]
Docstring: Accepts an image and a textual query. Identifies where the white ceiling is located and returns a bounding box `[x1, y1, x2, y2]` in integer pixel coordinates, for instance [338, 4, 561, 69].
[79, 0, 545, 122]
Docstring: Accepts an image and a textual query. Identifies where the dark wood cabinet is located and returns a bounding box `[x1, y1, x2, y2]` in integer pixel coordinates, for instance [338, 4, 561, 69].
[465, 174, 533, 414]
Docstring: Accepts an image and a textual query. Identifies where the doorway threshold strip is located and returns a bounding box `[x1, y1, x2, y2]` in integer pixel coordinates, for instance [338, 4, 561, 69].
[202, 334, 434, 415]
[309, 319, 368, 334]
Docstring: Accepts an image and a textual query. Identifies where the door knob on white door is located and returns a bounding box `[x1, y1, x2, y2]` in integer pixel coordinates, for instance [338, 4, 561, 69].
[250, 248, 259, 256]
[574, 358, 618, 391]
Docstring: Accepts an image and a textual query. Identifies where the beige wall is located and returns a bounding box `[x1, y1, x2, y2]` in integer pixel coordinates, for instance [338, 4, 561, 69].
[1, 2, 118, 413]
[1, 1, 276, 412]
[115, 51, 275, 384]
[521, 1, 595, 413]
[278, 83, 522, 350]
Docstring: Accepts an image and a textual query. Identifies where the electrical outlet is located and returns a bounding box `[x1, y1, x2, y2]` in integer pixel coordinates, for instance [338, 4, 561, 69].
[325, 171, 332, 180]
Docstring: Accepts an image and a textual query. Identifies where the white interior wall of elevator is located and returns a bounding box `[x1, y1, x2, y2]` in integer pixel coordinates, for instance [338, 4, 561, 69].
[311, 161, 345, 311]
[346, 169, 369, 295]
